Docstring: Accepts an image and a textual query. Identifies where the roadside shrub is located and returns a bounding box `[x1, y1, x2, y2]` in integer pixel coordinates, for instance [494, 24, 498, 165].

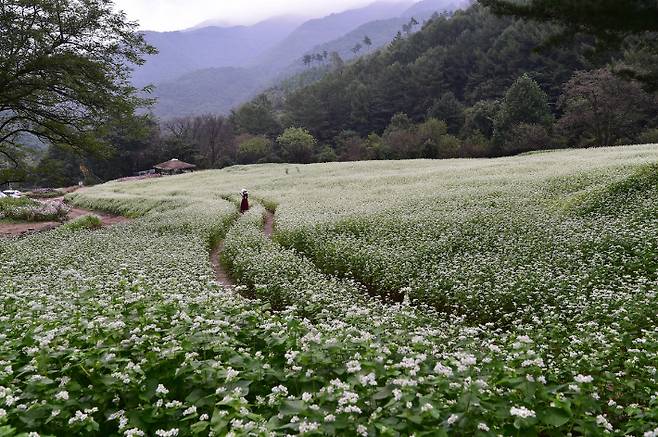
[62, 214, 103, 231]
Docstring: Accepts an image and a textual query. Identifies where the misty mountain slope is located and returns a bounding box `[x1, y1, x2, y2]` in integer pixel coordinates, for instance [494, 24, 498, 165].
[294, 0, 464, 70]
[255, 1, 414, 72]
[151, 67, 267, 119]
[403, 0, 472, 16]
[146, 0, 471, 118]
[132, 16, 303, 86]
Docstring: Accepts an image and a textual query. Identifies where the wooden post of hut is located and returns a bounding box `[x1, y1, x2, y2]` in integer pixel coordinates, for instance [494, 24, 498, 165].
[153, 159, 197, 175]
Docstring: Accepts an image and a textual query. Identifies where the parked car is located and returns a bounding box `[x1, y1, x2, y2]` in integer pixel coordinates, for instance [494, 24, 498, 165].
[2, 190, 22, 198]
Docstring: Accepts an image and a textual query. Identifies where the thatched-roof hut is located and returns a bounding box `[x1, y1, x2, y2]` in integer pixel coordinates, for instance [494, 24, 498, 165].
[153, 159, 196, 175]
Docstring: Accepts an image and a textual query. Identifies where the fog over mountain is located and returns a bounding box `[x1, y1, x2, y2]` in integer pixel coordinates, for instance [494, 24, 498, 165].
[135, 0, 469, 119]
[132, 16, 305, 87]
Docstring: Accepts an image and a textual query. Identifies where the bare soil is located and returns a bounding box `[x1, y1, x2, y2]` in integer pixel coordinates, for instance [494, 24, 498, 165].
[210, 209, 275, 288]
[263, 210, 275, 238]
[210, 241, 234, 287]
[0, 197, 130, 237]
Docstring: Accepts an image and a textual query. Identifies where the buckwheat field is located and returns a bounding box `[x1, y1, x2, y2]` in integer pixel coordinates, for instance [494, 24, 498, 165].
[1, 144, 657, 436]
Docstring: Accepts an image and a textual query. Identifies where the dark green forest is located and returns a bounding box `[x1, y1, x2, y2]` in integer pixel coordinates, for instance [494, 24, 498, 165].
[25, 2, 658, 187]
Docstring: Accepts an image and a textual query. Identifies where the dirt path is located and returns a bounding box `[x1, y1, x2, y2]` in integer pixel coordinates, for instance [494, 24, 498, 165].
[0, 221, 61, 236]
[211, 208, 275, 288]
[210, 242, 234, 287]
[263, 210, 275, 238]
[0, 198, 130, 237]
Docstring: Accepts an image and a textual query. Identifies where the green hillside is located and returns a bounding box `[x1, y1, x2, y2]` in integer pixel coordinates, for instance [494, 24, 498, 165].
[229, 3, 657, 164]
[2, 144, 657, 435]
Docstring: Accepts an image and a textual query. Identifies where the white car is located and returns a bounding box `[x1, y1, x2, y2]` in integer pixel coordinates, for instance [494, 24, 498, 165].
[2, 190, 22, 198]
[0, 191, 6, 198]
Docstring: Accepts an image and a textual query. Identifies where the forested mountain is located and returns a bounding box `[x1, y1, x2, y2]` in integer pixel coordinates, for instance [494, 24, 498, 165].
[143, 0, 467, 118]
[279, 4, 596, 141]
[224, 3, 656, 164]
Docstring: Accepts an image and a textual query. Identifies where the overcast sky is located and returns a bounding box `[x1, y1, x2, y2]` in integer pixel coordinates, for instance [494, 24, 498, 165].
[114, 0, 405, 31]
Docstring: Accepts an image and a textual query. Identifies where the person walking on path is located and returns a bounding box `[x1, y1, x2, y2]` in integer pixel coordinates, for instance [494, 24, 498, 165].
[240, 189, 250, 213]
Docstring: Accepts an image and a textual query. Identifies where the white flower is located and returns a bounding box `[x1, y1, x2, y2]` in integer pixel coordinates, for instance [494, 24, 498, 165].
[124, 429, 145, 437]
[0, 408, 6, 418]
[225, 367, 239, 381]
[421, 403, 433, 412]
[433, 362, 453, 377]
[299, 421, 320, 434]
[182, 405, 197, 416]
[447, 414, 459, 425]
[68, 410, 89, 424]
[54, 390, 69, 401]
[510, 406, 536, 418]
[155, 384, 169, 396]
[357, 424, 368, 436]
[478, 423, 490, 431]
[574, 374, 593, 384]
[346, 360, 361, 373]
[155, 429, 179, 437]
[324, 414, 336, 423]
[596, 415, 613, 432]
[359, 372, 377, 386]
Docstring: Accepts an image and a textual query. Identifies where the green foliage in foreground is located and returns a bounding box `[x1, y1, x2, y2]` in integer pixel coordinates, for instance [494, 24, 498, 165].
[61, 215, 103, 231]
[1, 145, 658, 436]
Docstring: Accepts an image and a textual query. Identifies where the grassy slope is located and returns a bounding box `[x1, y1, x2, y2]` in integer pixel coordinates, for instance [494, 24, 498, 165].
[79, 144, 658, 220]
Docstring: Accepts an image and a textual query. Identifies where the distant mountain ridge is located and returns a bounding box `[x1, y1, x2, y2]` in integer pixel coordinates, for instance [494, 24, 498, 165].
[133, 16, 304, 86]
[255, 1, 414, 72]
[140, 0, 469, 119]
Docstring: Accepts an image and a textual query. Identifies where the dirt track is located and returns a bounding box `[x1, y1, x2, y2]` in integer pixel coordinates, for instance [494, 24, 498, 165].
[211, 209, 275, 288]
[0, 198, 130, 237]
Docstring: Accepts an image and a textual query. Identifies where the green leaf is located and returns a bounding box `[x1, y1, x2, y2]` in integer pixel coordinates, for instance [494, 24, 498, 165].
[540, 408, 571, 427]
[191, 421, 209, 434]
[279, 400, 305, 415]
[372, 386, 393, 400]
[0, 426, 16, 437]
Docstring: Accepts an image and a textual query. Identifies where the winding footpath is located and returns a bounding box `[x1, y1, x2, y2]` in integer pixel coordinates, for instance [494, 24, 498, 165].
[211, 209, 275, 288]
[0, 197, 130, 237]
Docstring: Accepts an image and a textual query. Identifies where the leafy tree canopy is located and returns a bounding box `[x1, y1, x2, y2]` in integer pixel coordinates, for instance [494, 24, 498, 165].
[0, 0, 155, 185]
[276, 127, 317, 163]
[478, 0, 658, 39]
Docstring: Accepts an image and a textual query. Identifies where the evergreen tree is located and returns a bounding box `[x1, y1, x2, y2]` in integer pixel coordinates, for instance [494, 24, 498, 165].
[497, 74, 553, 128]
[479, 0, 658, 39]
[427, 92, 466, 134]
[230, 95, 282, 138]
